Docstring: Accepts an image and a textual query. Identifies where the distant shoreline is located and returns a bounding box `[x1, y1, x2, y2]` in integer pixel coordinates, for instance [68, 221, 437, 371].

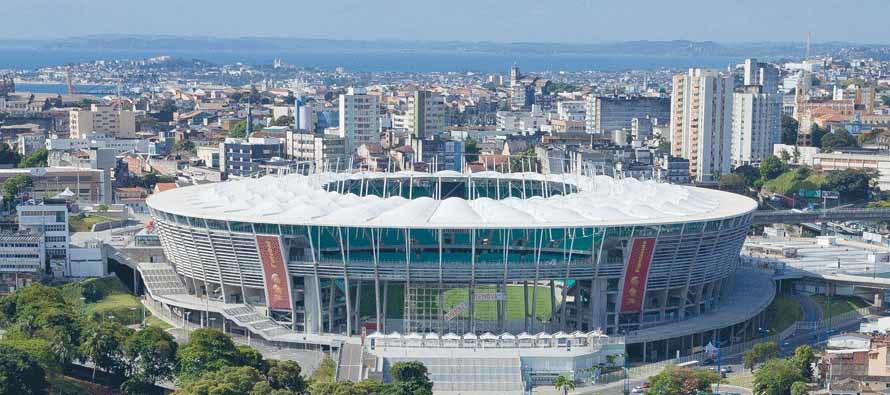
[15, 79, 109, 86]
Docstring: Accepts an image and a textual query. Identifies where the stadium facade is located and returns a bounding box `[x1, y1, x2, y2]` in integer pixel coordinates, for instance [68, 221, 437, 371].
[147, 170, 758, 343]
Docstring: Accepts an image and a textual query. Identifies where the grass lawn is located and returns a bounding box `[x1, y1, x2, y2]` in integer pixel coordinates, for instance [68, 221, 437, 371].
[764, 295, 803, 333]
[812, 295, 868, 317]
[145, 314, 173, 330]
[725, 369, 755, 389]
[62, 277, 161, 327]
[69, 214, 114, 232]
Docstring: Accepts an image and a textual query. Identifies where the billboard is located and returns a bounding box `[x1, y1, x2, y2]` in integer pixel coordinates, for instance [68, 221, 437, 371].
[256, 235, 293, 311]
[619, 237, 657, 313]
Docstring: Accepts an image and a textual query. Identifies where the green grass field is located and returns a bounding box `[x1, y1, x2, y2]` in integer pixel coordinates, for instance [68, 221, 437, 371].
[357, 283, 555, 322]
[62, 277, 163, 328]
[442, 285, 553, 321]
[68, 214, 114, 232]
[811, 295, 869, 317]
[764, 295, 804, 333]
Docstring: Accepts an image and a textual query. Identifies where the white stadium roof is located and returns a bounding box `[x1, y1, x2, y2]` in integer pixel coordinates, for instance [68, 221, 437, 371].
[146, 171, 757, 229]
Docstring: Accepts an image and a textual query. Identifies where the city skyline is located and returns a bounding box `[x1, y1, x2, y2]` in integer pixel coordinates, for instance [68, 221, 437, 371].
[2, 0, 889, 44]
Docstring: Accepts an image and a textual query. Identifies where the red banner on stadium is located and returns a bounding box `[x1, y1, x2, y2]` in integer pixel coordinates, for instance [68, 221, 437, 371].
[256, 235, 293, 311]
[619, 237, 657, 313]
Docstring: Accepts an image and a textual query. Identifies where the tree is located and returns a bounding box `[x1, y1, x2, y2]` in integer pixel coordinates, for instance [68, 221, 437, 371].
[311, 380, 383, 395]
[791, 345, 817, 381]
[760, 156, 787, 181]
[389, 361, 433, 395]
[229, 120, 248, 138]
[173, 365, 266, 395]
[822, 169, 876, 202]
[124, 326, 178, 386]
[719, 174, 747, 192]
[0, 142, 22, 167]
[0, 344, 49, 395]
[172, 140, 196, 153]
[311, 357, 337, 384]
[753, 358, 805, 395]
[464, 137, 479, 162]
[80, 320, 131, 382]
[732, 165, 760, 187]
[648, 366, 721, 395]
[176, 328, 242, 381]
[882, 95, 890, 107]
[237, 344, 268, 374]
[821, 130, 858, 152]
[791, 381, 809, 395]
[553, 374, 576, 395]
[781, 116, 799, 145]
[811, 124, 829, 148]
[744, 342, 780, 372]
[266, 359, 305, 393]
[2, 173, 32, 203]
[272, 115, 294, 127]
[17, 147, 48, 168]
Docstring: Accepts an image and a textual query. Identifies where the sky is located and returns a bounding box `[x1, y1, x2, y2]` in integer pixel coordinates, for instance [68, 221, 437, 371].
[2, 0, 888, 43]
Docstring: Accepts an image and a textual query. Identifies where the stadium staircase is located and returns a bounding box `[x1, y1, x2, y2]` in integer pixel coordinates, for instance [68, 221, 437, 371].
[138, 262, 189, 296]
[137, 262, 293, 340]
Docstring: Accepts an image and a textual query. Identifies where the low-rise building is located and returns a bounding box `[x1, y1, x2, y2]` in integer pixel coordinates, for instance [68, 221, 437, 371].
[0, 231, 44, 295]
[813, 151, 890, 191]
[17, 200, 69, 277]
[221, 137, 285, 177]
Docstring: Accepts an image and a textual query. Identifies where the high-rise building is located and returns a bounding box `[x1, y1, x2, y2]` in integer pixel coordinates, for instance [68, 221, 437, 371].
[670, 69, 733, 183]
[409, 90, 445, 139]
[69, 104, 136, 139]
[731, 59, 783, 167]
[585, 96, 670, 134]
[510, 63, 521, 86]
[731, 86, 782, 167]
[338, 87, 380, 153]
[742, 59, 780, 94]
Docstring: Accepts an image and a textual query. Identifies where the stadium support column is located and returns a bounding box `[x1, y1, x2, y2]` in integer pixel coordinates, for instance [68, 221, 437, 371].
[338, 227, 352, 336]
[468, 229, 476, 334]
[438, 229, 445, 334]
[499, 229, 508, 333]
[523, 281, 529, 332]
[373, 229, 382, 333]
[382, 281, 388, 333]
[530, 229, 543, 333]
[354, 280, 361, 334]
[589, 278, 608, 331]
[307, 226, 323, 335]
[548, 280, 566, 326]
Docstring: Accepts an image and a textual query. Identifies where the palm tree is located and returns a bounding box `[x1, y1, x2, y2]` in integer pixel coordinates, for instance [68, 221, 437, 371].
[553, 374, 576, 395]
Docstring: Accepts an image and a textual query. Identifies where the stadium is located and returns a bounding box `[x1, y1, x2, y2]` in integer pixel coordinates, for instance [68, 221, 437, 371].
[146, 169, 761, 349]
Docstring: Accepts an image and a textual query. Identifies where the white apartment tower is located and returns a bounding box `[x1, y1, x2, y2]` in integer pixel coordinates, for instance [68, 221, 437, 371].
[69, 104, 136, 139]
[742, 58, 780, 94]
[670, 69, 733, 183]
[731, 59, 782, 167]
[731, 86, 782, 167]
[339, 87, 380, 153]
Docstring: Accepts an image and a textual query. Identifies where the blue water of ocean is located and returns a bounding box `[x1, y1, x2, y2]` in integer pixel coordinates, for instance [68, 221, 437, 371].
[0, 47, 739, 73]
[15, 83, 117, 95]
